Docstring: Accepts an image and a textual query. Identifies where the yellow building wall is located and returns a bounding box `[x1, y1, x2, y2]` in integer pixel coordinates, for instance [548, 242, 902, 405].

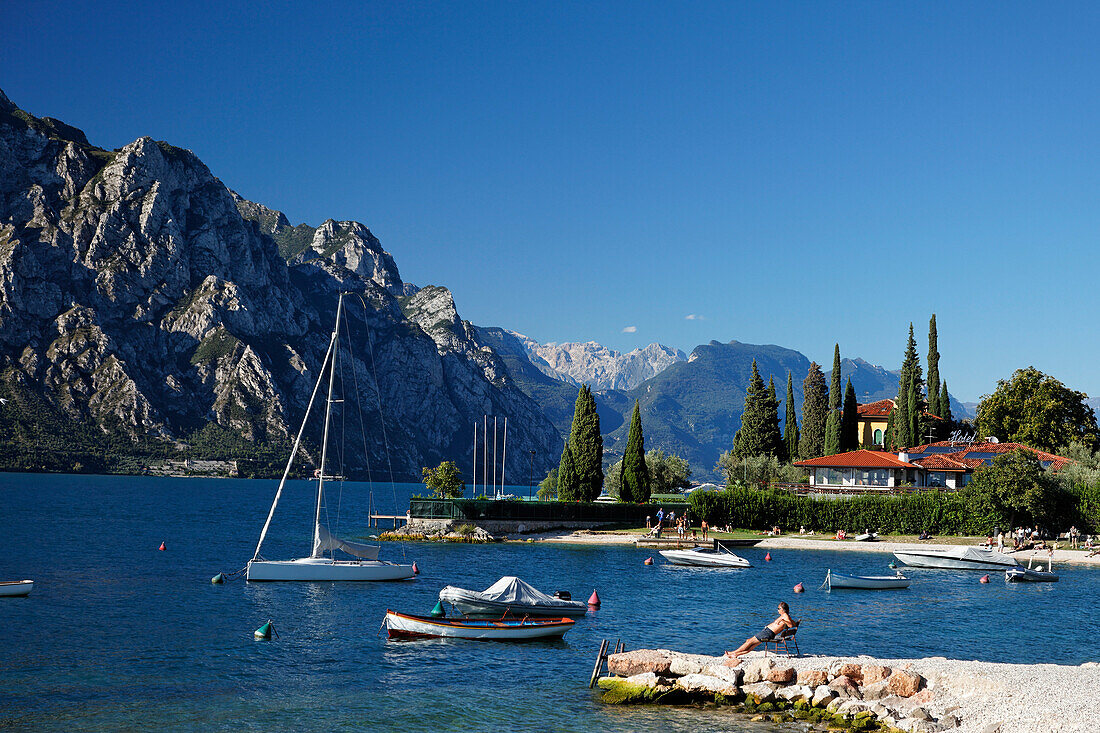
[859, 418, 889, 447]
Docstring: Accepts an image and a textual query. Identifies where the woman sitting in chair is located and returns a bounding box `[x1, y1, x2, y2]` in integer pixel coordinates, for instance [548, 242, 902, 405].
[724, 602, 799, 661]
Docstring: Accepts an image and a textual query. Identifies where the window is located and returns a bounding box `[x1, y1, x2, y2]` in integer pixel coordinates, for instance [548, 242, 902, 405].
[957, 473, 972, 487]
[927, 472, 947, 488]
[873, 429, 883, 446]
[822, 468, 845, 485]
[857, 469, 890, 486]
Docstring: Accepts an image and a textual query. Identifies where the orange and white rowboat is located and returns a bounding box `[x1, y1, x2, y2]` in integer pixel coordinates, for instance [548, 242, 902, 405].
[384, 610, 574, 641]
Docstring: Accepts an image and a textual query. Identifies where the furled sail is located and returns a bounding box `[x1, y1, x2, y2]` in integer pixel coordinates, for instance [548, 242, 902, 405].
[313, 524, 380, 560]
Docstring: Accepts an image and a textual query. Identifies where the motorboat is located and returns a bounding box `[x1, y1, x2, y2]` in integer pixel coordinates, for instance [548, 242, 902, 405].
[0, 580, 33, 597]
[659, 546, 752, 568]
[246, 293, 415, 582]
[824, 569, 910, 590]
[439, 576, 589, 617]
[384, 610, 575, 640]
[853, 532, 878, 542]
[893, 546, 1020, 571]
[1006, 556, 1059, 583]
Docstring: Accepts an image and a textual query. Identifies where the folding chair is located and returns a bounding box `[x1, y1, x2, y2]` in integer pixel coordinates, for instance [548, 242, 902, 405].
[762, 624, 800, 657]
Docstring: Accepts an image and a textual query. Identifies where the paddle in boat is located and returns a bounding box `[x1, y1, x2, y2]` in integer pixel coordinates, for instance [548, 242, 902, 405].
[246, 293, 415, 582]
[823, 569, 910, 590]
[0, 580, 33, 597]
[384, 610, 575, 641]
[892, 545, 1020, 571]
[1006, 555, 1059, 583]
[659, 546, 752, 568]
[438, 576, 589, 617]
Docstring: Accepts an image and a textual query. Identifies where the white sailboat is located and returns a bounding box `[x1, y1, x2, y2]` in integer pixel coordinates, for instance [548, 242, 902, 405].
[247, 293, 415, 582]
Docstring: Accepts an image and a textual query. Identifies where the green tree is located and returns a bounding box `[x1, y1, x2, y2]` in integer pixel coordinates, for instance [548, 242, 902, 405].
[734, 360, 780, 459]
[422, 460, 465, 498]
[783, 372, 799, 463]
[567, 385, 604, 501]
[799, 362, 828, 459]
[647, 449, 692, 493]
[829, 344, 842, 411]
[765, 376, 783, 458]
[975, 367, 1098, 452]
[927, 314, 941, 419]
[892, 323, 924, 449]
[939, 381, 953, 426]
[537, 467, 558, 501]
[556, 440, 579, 501]
[620, 400, 650, 502]
[964, 449, 1060, 528]
[824, 409, 841, 456]
[841, 378, 859, 452]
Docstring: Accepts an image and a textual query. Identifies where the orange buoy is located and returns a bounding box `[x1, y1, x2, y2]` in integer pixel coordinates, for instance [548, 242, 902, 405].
[412, 562, 420, 575]
[793, 582, 804, 593]
[644, 557, 653, 565]
[765, 552, 772, 561]
[158, 541, 166, 551]
[979, 574, 990, 583]
[588, 589, 601, 607]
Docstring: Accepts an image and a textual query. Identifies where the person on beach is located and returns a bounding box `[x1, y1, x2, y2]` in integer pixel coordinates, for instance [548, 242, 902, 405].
[996, 531, 1005, 553]
[1070, 526, 1079, 549]
[701, 520, 708, 541]
[724, 602, 798, 661]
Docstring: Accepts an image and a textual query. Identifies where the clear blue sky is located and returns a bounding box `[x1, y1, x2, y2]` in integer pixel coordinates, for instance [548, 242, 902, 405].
[4, 1, 1100, 403]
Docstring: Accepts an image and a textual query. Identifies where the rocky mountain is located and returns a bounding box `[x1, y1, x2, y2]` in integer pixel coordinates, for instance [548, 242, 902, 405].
[0, 89, 559, 481]
[510, 335, 686, 391]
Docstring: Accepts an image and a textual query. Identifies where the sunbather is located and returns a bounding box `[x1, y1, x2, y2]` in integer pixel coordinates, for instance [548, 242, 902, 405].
[724, 602, 798, 661]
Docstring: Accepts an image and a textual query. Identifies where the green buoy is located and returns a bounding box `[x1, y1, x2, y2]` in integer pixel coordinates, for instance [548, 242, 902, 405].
[211, 573, 226, 584]
[430, 600, 446, 618]
[254, 620, 274, 640]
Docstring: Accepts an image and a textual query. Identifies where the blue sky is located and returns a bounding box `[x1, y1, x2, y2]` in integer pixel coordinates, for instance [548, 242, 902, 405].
[4, 2, 1099, 402]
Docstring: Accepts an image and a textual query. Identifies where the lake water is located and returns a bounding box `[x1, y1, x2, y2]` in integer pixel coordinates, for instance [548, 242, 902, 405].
[2, 473, 1098, 732]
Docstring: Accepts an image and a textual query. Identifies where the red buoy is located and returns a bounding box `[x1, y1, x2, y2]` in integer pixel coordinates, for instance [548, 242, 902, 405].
[644, 557, 653, 565]
[979, 574, 990, 584]
[793, 582, 804, 593]
[158, 541, 166, 551]
[412, 562, 420, 575]
[765, 552, 772, 561]
[588, 589, 601, 607]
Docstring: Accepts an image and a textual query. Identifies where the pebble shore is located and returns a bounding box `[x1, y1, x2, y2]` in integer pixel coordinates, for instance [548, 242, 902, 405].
[597, 648, 1100, 733]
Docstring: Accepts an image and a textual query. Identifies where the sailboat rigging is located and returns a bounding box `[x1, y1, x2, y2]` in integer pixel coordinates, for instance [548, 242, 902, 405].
[246, 292, 416, 582]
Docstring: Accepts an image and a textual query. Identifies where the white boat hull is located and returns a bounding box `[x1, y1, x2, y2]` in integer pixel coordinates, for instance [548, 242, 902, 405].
[0, 580, 33, 597]
[1006, 567, 1059, 583]
[659, 548, 752, 568]
[893, 547, 1019, 571]
[247, 557, 415, 581]
[442, 596, 588, 617]
[384, 611, 574, 640]
[826, 570, 910, 589]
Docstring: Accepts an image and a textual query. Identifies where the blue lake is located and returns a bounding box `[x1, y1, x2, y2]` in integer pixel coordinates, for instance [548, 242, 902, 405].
[1, 473, 1097, 732]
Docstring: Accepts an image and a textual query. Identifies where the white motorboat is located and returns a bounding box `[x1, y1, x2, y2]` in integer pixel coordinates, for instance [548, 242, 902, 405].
[384, 610, 575, 640]
[824, 569, 910, 590]
[659, 546, 752, 568]
[246, 293, 415, 582]
[1006, 556, 1059, 583]
[893, 546, 1020, 571]
[439, 576, 589, 617]
[0, 580, 33, 597]
[853, 532, 878, 542]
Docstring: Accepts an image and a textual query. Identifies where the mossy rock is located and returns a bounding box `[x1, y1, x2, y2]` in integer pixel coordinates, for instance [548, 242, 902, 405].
[758, 702, 775, 712]
[597, 679, 657, 705]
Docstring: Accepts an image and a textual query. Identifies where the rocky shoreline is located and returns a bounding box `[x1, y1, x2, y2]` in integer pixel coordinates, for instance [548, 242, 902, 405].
[596, 648, 1100, 733]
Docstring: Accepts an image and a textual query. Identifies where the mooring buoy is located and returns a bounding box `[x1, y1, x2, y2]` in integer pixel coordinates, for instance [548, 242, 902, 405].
[211, 573, 225, 584]
[254, 620, 274, 640]
[430, 600, 446, 618]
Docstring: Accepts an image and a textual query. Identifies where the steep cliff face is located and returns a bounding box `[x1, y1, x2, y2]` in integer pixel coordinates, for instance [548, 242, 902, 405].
[0, 89, 558, 480]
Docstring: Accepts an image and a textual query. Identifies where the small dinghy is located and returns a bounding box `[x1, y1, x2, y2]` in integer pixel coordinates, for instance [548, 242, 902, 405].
[0, 580, 33, 597]
[853, 532, 878, 542]
[439, 577, 589, 617]
[384, 610, 575, 640]
[824, 569, 910, 590]
[1006, 557, 1059, 583]
[659, 546, 751, 568]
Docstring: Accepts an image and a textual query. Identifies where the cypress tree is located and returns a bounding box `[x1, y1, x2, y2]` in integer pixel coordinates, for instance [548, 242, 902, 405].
[893, 323, 924, 449]
[567, 384, 603, 501]
[884, 410, 895, 451]
[824, 409, 841, 456]
[939, 381, 953, 426]
[734, 360, 780, 458]
[620, 400, 650, 503]
[927, 314, 941, 419]
[841, 378, 859, 451]
[557, 441, 578, 501]
[784, 372, 799, 463]
[799, 362, 829, 460]
[829, 344, 842, 411]
[766, 376, 783, 458]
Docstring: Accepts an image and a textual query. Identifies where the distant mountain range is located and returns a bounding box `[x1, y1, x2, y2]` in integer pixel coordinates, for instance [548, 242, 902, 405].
[0, 88, 976, 482]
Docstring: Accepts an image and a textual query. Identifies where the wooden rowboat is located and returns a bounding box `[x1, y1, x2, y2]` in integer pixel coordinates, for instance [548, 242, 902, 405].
[384, 610, 574, 641]
[0, 580, 33, 597]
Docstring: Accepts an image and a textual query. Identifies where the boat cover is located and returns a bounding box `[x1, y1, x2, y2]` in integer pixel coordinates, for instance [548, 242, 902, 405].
[439, 576, 585, 610]
[313, 524, 381, 560]
[958, 547, 1013, 564]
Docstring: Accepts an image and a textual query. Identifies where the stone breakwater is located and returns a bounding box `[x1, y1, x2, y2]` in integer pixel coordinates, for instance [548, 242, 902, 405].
[596, 649, 1100, 733]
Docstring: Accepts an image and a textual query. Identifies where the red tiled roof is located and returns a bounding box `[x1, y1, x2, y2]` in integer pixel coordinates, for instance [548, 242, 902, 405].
[794, 449, 915, 469]
[911, 455, 969, 471]
[856, 398, 942, 421]
[906, 441, 1072, 471]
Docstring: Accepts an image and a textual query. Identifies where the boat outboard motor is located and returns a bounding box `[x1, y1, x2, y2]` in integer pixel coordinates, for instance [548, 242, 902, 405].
[553, 590, 572, 601]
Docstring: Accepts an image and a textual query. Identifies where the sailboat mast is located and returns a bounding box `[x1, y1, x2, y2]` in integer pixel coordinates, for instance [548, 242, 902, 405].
[501, 417, 507, 496]
[493, 416, 498, 499]
[472, 422, 477, 497]
[482, 415, 487, 498]
[313, 292, 344, 558]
